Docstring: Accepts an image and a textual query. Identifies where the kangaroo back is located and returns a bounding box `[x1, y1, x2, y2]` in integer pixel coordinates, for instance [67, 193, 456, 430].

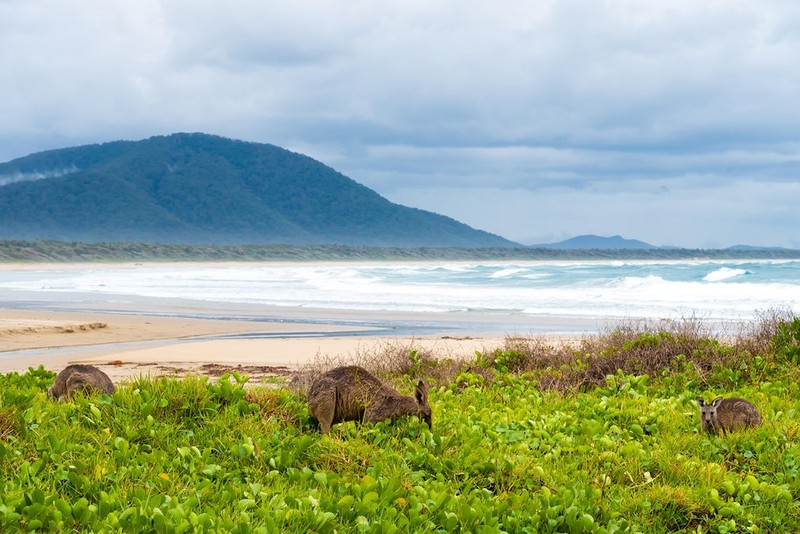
[48, 364, 115, 401]
[308, 366, 431, 434]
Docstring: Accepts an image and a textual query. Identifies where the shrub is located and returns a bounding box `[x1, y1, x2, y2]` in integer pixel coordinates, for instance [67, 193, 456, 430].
[772, 316, 800, 364]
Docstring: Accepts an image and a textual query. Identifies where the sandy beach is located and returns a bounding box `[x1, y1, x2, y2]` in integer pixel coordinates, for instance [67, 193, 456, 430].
[0, 306, 511, 384]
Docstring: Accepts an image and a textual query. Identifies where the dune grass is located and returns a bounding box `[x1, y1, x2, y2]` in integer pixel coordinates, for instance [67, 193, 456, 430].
[1, 313, 799, 532]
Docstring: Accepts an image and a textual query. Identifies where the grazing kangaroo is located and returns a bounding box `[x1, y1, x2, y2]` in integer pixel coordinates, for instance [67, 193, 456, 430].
[696, 396, 762, 434]
[308, 366, 431, 434]
[47, 364, 115, 401]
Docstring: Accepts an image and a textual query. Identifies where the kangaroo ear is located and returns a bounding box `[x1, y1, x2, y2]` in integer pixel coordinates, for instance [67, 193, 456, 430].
[696, 397, 706, 407]
[711, 397, 723, 407]
[415, 381, 428, 404]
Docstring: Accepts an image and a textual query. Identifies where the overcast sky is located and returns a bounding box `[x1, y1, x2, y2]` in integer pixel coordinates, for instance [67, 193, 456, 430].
[2, 1, 799, 248]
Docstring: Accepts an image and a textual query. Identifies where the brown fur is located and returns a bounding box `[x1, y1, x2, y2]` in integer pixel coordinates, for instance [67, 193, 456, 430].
[47, 364, 115, 401]
[696, 396, 762, 434]
[308, 366, 431, 434]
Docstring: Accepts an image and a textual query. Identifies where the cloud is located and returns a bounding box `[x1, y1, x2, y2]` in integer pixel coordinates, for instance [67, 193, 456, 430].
[0, 167, 78, 187]
[391, 179, 800, 249]
[1, 0, 799, 247]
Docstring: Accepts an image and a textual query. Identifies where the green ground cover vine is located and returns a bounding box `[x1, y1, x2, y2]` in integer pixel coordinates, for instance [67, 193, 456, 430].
[1, 316, 799, 532]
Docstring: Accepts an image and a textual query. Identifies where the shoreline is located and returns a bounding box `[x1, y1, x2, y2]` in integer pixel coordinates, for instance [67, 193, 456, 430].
[0, 305, 583, 384]
[0, 261, 616, 383]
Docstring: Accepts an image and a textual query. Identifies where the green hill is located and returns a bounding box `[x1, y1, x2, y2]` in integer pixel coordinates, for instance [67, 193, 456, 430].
[0, 133, 515, 247]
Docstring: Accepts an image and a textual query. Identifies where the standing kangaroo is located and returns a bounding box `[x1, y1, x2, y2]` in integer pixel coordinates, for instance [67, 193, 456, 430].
[308, 366, 431, 434]
[696, 396, 762, 434]
[47, 364, 115, 401]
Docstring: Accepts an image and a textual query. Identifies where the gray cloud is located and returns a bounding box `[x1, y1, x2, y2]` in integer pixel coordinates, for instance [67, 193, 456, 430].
[1, 0, 799, 247]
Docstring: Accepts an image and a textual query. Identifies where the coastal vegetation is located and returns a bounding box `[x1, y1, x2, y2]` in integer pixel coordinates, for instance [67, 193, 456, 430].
[2, 239, 800, 263]
[1, 313, 799, 531]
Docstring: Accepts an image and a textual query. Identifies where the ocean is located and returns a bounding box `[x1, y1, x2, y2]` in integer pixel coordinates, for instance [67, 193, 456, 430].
[1, 260, 798, 334]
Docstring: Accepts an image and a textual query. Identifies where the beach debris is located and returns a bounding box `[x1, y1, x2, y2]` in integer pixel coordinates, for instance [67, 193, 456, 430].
[47, 364, 115, 401]
[308, 365, 431, 434]
[199, 363, 292, 378]
[57, 322, 107, 334]
[1, 321, 107, 337]
[696, 396, 762, 434]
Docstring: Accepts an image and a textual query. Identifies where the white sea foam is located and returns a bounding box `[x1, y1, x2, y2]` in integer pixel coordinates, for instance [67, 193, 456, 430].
[1, 260, 798, 321]
[490, 267, 528, 279]
[704, 267, 747, 282]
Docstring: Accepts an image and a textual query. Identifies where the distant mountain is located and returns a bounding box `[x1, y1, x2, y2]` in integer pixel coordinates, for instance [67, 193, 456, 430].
[534, 234, 657, 250]
[0, 133, 516, 247]
[726, 244, 793, 252]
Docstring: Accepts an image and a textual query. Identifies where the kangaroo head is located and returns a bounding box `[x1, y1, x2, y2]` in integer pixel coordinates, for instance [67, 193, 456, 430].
[415, 381, 432, 429]
[697, 396, 723, 427]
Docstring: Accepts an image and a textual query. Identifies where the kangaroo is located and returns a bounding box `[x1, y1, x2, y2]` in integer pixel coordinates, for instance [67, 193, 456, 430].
[47, 364, 115, 401]
[696, 396, 762, 434]
[308, 366, 431, 434]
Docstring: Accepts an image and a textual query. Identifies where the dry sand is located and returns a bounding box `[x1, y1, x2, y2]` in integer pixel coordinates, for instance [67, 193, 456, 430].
[0, 308, 509, 384]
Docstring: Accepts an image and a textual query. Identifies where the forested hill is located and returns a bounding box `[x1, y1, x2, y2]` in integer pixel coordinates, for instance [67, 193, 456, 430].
[0, 133, 516, 247]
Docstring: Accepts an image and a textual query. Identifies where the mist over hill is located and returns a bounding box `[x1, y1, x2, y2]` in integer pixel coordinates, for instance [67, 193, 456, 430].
[0, 133, 516, 248]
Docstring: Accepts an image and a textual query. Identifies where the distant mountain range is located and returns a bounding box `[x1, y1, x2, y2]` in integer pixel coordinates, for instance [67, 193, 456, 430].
[0, 133, 515, 247]
[536, 234, 795, 252]
[533, 234, 657, 250]
[1, 134, 794, 252]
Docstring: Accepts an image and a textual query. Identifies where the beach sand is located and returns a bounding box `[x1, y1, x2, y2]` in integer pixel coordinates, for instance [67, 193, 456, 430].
[0, 307, 510, 384]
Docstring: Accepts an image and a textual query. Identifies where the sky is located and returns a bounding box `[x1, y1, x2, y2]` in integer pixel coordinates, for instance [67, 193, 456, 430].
[1, 1, 799, 249]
